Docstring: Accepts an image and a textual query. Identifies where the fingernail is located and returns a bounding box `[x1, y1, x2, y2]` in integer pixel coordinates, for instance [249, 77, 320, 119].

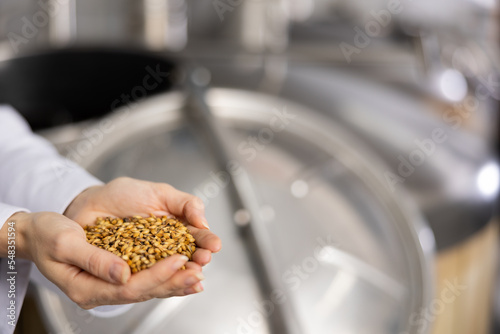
[193, 283, 204, 293]
[185, 274, 201, 286]
[184, 283, 204, 295]
[201, 219, 210, 230]
[172, 255, 189, 270]
[195, 273, 205, 281]
[110, 263, 129, 284]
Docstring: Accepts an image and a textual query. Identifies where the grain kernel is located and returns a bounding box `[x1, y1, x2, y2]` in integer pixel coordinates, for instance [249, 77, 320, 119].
[84, 215, 196, 273]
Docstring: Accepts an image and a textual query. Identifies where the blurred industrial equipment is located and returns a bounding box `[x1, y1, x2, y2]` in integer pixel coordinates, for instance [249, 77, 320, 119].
[0, 0, 499, 333]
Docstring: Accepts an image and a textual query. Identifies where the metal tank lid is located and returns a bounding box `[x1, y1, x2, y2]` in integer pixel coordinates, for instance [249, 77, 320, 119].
[278, 65, 498, 250]
[37, 89, 434, 334]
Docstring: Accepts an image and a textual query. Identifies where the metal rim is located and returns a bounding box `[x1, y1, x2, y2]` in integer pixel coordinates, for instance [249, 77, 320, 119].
[37, 88, 435, 334]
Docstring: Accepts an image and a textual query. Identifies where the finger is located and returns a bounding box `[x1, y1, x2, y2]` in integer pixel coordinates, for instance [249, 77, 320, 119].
[148, 269, 204, 298]
[57, 255, 189, 308]
[168, 281, 204, 297]
[183, 282, 204, 296]
[126, 254, 189, 292]
[192, 249, 212, 267]
[185, 261, 203, 272]
[157, 184, 209, 229]
[40, 261, 130, 309]
[141, 261, 204, 298]
[48, 257, 199, 308]
[187, 226, 222, 253]
[60, 235, 131, 285]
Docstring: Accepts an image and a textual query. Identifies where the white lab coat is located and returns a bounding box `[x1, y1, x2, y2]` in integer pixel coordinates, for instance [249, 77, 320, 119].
[0, 105, 102, 333]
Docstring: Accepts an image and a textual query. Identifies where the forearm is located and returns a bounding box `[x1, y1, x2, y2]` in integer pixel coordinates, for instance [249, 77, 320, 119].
[0, 106, 103, 213]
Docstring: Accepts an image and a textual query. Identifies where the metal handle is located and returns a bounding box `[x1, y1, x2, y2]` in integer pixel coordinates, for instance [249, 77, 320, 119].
[184, 66, 303, 334]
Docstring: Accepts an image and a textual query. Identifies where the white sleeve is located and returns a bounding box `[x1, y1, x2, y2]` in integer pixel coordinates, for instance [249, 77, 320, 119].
[0, 204, 29, 227]
[0, 105, 103, 213]
[0, 106, 103, 333]
[0, 202, 31, 333]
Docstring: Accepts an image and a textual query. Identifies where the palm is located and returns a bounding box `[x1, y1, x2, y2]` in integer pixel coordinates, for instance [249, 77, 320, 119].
[80, 189, 163, 224]
[68, 178, 200, 224]
[65, 177, 221, 266]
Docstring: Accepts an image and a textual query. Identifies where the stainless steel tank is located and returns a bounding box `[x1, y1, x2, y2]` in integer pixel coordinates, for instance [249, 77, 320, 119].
[0, 0, 187, 59]
[37, 88, 434, 334]
[198, 60, 499, 333]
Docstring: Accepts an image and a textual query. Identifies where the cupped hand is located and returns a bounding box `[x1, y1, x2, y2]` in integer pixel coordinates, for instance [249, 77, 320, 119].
[7, 212, 205, 309]
[64, 177, 221, 267]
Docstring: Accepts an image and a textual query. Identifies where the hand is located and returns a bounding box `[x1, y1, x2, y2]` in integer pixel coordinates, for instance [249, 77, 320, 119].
[64, 177, 222, 267]
[1, 212, 206, 309]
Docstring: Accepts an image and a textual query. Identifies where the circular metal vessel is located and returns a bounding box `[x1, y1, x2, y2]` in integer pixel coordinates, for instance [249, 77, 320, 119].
[37, 89, 434, 334]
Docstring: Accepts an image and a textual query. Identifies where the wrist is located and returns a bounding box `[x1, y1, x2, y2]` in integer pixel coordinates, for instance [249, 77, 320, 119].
[0, 211, 32, 260]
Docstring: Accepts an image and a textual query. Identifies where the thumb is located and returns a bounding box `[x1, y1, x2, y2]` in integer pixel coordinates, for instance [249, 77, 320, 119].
[62, 237, 131, 284]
